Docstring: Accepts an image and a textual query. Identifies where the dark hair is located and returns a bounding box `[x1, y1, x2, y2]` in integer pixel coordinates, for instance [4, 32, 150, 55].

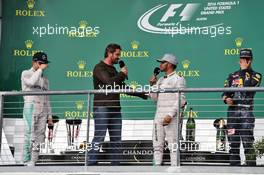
[245, 57, 252, 61]
[104, 43, 122, 58]
[172, 64, 177, 70]
[240, 57, 253, 65]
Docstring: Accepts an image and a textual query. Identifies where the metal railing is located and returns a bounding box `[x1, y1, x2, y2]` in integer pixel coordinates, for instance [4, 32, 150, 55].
[0, 87, 264, 166]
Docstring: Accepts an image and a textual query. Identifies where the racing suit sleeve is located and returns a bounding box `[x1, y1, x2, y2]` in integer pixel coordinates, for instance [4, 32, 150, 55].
[21, 69, 43, 87]
[149, 79, 161, 102]
[251, 72, 262, 87]
[167, 76, 186, 118]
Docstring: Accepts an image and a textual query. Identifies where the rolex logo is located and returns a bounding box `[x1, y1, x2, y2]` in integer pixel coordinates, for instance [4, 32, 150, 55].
[27, 0, 35, 9]
[235, 37, 243, 48]
[77, 60, 86, 70]
[131, 41, 139, 50]
[182, 59, 190, 69]
[129, 81, 139, 90]
[79, 20, 88, 29]
[66, 60, 93, 78]
[76, 101, 84, 110]
[25, 40, 33, 49]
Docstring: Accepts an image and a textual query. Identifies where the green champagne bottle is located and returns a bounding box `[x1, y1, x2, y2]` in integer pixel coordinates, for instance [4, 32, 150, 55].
[186, 107, 195, 141]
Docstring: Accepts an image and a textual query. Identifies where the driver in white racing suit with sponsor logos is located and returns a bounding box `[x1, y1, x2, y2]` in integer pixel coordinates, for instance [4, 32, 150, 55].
[149, 54, 186, 166]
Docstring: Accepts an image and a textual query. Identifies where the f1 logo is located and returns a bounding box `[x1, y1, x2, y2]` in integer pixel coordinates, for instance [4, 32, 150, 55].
[160, 3, 200, 22]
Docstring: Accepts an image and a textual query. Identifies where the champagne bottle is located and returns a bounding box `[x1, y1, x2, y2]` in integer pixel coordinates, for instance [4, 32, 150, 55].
[216, 119, 226, 151]
[186, 107, 195, 141]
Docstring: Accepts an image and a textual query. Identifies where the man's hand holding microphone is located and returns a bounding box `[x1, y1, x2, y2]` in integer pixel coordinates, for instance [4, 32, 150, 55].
[149, 67, 160, 86]
[119, 60, 128, 79]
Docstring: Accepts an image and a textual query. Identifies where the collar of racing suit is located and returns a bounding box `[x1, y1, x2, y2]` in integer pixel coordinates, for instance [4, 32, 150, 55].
[164, 71, 176, 78]
[240, 68, 252, 73]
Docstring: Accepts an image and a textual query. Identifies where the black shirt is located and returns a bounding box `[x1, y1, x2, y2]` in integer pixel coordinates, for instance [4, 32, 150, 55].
[93, 61, 126, 110]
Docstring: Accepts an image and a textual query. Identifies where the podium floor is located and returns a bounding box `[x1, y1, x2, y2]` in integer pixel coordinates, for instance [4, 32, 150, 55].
[0, 165, 264, 174]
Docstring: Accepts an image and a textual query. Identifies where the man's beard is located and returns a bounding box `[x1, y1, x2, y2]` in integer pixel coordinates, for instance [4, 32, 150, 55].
[112, 58, 119, 64]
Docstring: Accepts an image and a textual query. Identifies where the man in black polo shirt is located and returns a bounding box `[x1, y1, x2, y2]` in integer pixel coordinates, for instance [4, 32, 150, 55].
[87, 43, 127, 165]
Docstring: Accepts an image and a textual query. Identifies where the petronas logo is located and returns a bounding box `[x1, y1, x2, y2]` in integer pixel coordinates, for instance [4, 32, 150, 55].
[77, 60, 86, 70]
[27, 0, 35, 9]
[129, 81, 139, 90]
[79, 20, 88, 29]
[235, 37, 243, 48]
[25, 40, 33, 49]
[131, 41, 139, 50]
[76, 101, 84, 110]
[182, 59, 190, 69]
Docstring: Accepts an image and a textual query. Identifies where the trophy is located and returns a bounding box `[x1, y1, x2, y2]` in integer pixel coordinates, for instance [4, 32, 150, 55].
[40, 115, 59, 154]
[65, 118, 82, 150]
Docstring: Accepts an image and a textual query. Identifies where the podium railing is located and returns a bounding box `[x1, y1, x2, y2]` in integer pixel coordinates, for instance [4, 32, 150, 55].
[0, 87, 264, 166]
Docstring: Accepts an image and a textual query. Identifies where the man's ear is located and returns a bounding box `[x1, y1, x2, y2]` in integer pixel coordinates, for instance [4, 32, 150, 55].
[167, 62, 173, 68]
[108, 52, 112, 58]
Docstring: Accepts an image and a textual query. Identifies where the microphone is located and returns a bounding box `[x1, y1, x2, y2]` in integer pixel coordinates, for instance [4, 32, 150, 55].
[153, 67, 160, 76]
[119, 60, 125, 68]
[119, 60, 128, 80]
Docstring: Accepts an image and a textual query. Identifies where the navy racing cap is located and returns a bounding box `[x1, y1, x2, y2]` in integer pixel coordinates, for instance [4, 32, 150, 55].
[32, 52, 50, 64]
[240, 48, 253, 59]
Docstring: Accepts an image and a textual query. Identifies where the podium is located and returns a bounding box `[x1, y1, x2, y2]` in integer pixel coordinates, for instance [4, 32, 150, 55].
[38, 140, 229, 165]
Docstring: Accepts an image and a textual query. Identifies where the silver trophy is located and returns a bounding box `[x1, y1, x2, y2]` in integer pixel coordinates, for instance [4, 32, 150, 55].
[65, 119, 82, 150]
[40, 115, 59, 154]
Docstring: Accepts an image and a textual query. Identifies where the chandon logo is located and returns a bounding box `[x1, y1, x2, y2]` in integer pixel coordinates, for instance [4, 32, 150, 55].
[137, 3, 233, 37]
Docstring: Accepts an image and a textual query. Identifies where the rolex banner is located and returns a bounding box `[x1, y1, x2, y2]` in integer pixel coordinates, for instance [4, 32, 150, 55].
[0, 0, 263, 120]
